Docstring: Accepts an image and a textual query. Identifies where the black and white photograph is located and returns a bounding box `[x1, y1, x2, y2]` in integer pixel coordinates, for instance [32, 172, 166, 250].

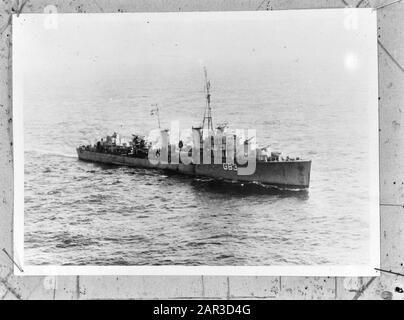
[13, 9, 379, 275]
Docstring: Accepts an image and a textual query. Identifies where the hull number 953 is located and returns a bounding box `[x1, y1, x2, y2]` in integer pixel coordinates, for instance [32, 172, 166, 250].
[223, 163, 238, 171]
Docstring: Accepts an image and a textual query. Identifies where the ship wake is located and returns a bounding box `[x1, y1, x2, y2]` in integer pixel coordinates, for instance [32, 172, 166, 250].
[25, 148, 77, 159]
[191, 177, 309, 198]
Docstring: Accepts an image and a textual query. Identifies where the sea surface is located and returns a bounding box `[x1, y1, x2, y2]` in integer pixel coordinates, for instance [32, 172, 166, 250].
[24, 64, 374, 266]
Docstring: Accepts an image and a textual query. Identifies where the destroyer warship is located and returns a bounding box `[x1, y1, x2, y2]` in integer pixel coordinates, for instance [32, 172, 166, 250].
[77, 69, 311, 189]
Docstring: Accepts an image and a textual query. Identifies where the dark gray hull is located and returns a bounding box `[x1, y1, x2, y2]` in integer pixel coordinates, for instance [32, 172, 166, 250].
[77, 149, 311, 189]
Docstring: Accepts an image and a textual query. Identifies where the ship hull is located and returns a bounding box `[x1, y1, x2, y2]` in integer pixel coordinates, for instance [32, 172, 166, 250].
[77, 149, 311, 189]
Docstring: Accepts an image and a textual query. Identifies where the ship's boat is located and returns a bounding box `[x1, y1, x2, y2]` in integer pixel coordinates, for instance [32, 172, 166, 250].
[77, 68, 311, 189]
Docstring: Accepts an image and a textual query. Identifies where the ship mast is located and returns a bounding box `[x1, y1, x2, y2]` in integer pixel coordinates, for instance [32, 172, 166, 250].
[201, 67, 213, 134]
[150, 103, 161, 129]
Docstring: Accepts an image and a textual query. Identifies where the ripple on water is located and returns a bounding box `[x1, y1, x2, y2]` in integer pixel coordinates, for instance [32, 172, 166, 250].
[24, 67, 372, 266]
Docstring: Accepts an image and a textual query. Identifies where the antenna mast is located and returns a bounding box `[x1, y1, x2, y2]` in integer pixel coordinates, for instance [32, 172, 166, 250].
[151, 103, 161, 129]
[202, 67, 213, 132]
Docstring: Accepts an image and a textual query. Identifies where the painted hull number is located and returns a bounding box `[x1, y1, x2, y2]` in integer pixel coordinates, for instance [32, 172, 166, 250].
[223, 163, 237, 171]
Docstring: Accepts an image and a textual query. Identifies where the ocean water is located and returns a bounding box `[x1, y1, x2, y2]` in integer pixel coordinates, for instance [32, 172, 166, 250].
[23, 64, 374, 266]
